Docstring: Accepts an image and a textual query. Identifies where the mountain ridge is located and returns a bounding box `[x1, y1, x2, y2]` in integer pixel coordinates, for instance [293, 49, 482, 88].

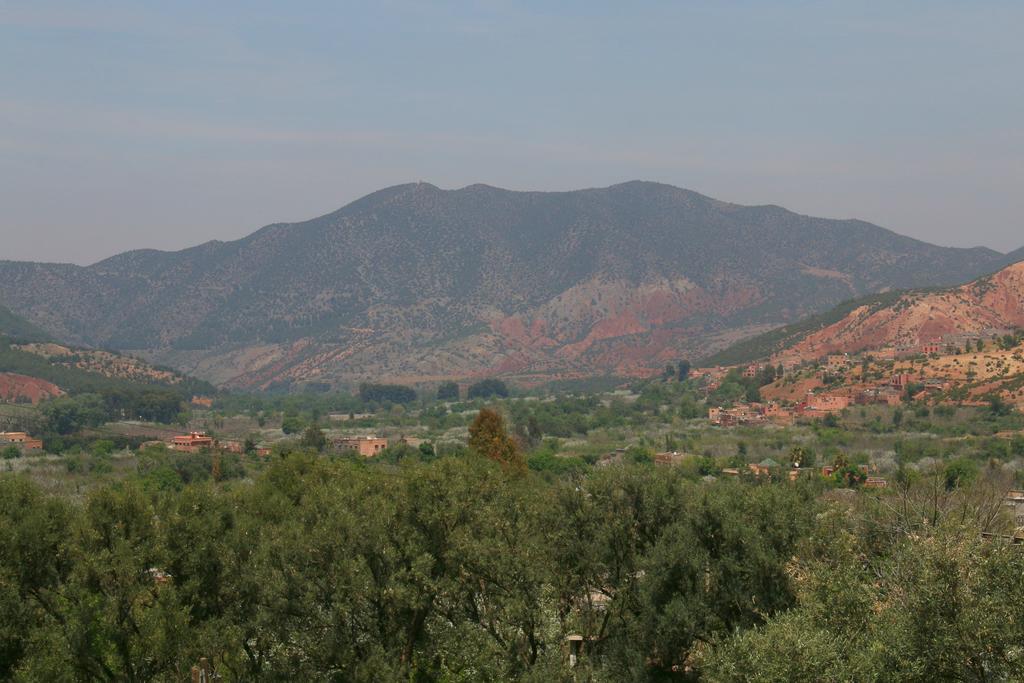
[1, 181, 1020, 388]
[704, 260, 1024, 367]
[0, 303, 51, 343]
[18, 181, 1008, 268]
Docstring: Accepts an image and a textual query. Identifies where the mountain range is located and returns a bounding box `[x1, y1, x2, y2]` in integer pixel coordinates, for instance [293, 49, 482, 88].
[1, 181, 1021, 389]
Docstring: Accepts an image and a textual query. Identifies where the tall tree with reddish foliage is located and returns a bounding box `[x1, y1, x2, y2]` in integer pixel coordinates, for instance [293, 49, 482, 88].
[468, 408, 524, 471]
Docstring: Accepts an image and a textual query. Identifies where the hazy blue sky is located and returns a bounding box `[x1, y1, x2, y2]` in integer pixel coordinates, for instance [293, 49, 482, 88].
[2, 1, 1022, 264]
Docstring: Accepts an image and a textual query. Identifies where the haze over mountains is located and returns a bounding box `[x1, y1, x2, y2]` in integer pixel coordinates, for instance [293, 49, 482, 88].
[1, 181, 1021, 389]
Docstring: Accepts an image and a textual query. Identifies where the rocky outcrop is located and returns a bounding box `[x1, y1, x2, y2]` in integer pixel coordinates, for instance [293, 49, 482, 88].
[0, 372, 64, 404]
[776, 262, 1024, 361]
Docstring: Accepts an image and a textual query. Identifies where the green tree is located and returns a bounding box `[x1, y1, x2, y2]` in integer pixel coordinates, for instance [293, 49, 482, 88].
[988, 395, 1011, 417]
[943, 458, 978, 490]
[90, 439, 115, 456]
[436, 381, 460, 401]
[4, 482, 191, 680]
[625, 444, 654, 465]
[705, 499, 1024, 681]
[790, 446, 813, 468]
[0, 478, 73, 678]
[299, 423, 327, 452]
[677, 359, 691, 382]
[358, 382, 416, 404]
[40, 394, 108, 434]
[280, 413, 305, 435]
[553, 471, 814, 677]
[467, 379, 510, 400]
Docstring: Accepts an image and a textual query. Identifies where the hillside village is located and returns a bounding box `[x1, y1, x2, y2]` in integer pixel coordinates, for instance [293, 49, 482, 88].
[702, 328, 1024, 428]
[162, 430, 399, 459]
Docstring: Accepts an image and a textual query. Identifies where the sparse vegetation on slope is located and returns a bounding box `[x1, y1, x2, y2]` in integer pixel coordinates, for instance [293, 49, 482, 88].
[0, 303, 50, 342]
[1, 182, 1019, 387]
[701, 290, 905, 366]
[706, 260, 1024, 367]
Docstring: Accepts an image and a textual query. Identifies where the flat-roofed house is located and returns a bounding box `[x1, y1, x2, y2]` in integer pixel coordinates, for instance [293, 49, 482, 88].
[333, 436, 388, 457]
[0, 431, 43, 451]
[805, 392, 850, 414]
[763, 401, 794, 424]
[170, 432, 215, 453]
[219, 440, 244, 454]
[0, 431, 30, 443]
[890, 373, 915, 389]
[826, 354, 851, 372]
